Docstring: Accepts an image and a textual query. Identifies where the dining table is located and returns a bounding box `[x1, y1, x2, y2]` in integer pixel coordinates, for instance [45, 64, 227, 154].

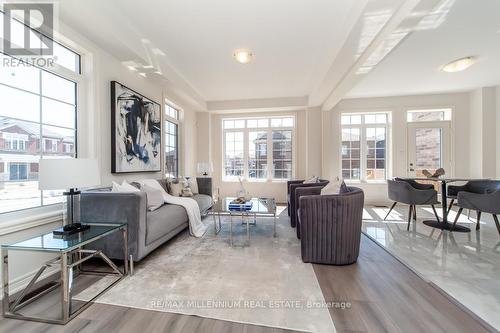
[403, 177, 483, 233]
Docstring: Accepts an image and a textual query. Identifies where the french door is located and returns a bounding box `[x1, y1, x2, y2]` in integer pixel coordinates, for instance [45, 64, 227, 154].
[407, 122, 451, 177]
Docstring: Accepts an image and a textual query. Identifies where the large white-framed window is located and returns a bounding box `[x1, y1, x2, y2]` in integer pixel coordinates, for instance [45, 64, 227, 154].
[164, 103, 179, 178]
[341, 113, 390, 182]
[223, 116, 295, 181]
[0, 12, 81, 214]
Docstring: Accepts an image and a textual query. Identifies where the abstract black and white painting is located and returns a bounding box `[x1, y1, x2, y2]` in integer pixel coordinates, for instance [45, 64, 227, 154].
[111, 81, 161, 173]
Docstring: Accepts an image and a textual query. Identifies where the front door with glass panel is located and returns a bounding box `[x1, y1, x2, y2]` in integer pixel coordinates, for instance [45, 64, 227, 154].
[407, 122, 451, 177]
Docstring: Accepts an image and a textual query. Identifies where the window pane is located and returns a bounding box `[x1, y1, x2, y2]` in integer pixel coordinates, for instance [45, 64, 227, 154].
[41, 71, 76, 104]
[248, 131, 267, 180]
[42, 98, 76, 128]
[341, 127, 361, 180]
[223, 120, 234, 129]
[272, 130, 292, 180]
[270, 118, 281, 127]
[224, 131, 244, 177]
[407, 109, 451, 122]
[366, 127, 386, 180]
[247, 119, 258, 128]
[234, 120, 245, 128]
[282, 117, 294, 127]
[0, 84, 40, 122]
[0, 55, 40, 93]
[53, 41, 81, 74]
[257, 119, 268, 128]
[165, 119, 178, 177]
[42, 125, 75, 156]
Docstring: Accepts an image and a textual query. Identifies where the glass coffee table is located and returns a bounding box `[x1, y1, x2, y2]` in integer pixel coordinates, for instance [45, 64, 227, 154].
[209, 197, 277, 246]
[1, 223, 128, 324]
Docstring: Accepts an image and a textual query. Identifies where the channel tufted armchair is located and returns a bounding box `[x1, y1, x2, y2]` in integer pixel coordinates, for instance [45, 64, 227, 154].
[296, 186, 364, 265]
[287, 179, 329, 228]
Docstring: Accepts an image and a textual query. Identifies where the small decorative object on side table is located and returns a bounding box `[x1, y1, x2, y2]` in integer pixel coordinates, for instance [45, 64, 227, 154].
[1, 222, 128, 324]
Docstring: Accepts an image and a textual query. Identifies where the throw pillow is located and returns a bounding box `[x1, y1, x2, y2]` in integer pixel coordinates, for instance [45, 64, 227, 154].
[137, 179, 169, 201]
[169, 181, 183, 197]
[303, 176, 319, 184]
[112, 180, 140, 193]
[140, 184, 164, 211]
[187, 177, 199, 194]
[340, 180, 350, 193]
[321, 178, 342, 195]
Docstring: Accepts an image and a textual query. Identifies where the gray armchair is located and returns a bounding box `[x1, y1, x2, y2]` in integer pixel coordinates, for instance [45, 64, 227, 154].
[452, 182, 500, 235]
[386, 179, 440, 230]
[287, 179, 329, 228]
[448, 180, 500, 230]
[297, 186, 364, 265]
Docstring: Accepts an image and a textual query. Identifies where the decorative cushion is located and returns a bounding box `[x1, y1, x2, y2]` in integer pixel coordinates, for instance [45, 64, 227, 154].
[321, 178, 342, 195]
[140, 184, 164, 211]
[169, 181, 183, 197]
[340, 180, 350, 193]
[137, 179, 170, 201]
[188, 177, 199, 194]
[112, 180, 140, 193]
[303, 176, 319, 184]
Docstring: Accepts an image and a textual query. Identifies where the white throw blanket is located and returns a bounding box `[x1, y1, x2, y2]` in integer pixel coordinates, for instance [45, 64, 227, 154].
[138, 179, 208, 237]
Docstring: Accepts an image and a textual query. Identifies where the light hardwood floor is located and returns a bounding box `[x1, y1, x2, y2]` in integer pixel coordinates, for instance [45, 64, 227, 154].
[0, 235, 493, 333]
[0, 303, 301, 333]
[314, 235, 493, 333]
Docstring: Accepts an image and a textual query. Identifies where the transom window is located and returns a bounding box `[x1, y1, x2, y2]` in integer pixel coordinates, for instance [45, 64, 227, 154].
[407, 108, 452, 122]
[223, 117, 294, 181]
[341, 113, 389, 182]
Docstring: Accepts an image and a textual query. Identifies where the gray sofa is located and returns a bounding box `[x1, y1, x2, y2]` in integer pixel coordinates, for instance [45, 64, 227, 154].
[80, 177, 213, 262]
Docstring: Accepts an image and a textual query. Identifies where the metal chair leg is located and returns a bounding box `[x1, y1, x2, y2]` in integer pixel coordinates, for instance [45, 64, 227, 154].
[492, 215, 500, 235]
[476, 211, 482, 231]
[447, 199, 454, 212]
[452, 207, 464, 231]
[431, 205, 440, 223]
[407, 205, 413, 231]
[384, 202, 397, 220]
[413, 205, 417, 222]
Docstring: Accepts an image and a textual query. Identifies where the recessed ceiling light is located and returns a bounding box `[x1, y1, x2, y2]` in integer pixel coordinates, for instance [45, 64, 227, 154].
[441, 56, 477, 72]
[233, 49, 254, 64]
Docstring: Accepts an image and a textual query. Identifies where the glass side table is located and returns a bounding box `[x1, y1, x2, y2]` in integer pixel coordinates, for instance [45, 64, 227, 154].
[1, 223, 128, 324]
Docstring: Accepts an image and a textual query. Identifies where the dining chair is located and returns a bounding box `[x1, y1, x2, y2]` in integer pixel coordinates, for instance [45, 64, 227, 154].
[448, 180, 500, 230]
[386, 179, 441, 230]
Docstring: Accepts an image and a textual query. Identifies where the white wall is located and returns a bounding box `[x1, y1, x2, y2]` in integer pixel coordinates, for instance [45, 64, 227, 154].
[469, 87, 497, 178]
[324, 92, 471, 204]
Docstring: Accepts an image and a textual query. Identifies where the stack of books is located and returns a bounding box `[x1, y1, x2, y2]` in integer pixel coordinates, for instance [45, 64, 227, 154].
[228, 199, 253, 211]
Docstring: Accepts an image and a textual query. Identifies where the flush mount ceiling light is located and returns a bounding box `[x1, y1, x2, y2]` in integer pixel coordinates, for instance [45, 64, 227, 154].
[233, 49, 254, 64]
[441, 56, 477, 72]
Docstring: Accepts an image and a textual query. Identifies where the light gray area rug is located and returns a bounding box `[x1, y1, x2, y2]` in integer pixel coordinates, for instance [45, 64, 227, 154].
[362, 205, 500, 331]
[77, 210, 335, 333]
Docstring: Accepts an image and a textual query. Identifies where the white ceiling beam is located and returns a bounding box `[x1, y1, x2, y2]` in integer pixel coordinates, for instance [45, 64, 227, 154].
[318, 0, 444, 111]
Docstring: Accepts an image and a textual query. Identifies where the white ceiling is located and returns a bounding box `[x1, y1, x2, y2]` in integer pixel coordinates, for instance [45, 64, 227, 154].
[347, 0, 500, 98]
[57, 0, 361, 102]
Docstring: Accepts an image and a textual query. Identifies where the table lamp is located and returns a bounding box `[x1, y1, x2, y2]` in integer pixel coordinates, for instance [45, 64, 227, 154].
[197, 162, 213, 176]
[39, 158, 100, 226]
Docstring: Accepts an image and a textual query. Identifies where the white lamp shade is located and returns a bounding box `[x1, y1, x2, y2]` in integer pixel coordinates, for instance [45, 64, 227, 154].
[39, 158, 101, 190]
[197, 162, 213, 174]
